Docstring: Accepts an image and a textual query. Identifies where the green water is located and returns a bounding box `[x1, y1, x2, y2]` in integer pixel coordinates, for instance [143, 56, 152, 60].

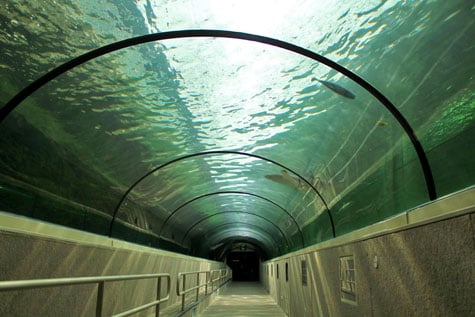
[0, 0, 474, 259]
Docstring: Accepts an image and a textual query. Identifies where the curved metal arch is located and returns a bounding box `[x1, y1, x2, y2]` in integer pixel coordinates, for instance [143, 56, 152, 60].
[197, 228, 281, 257]
[208, 236, 270, 260]
[200, 234, 275, 259]
[202, 224, 283, 253]
[158, 190, 305, 247]
[0, 29, 437, 202]
[111, 150, 333, 237]
[180, 210, 294, 248]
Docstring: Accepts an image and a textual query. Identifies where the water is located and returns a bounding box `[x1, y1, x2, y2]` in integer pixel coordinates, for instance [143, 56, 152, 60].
[0, 0, 473, 257]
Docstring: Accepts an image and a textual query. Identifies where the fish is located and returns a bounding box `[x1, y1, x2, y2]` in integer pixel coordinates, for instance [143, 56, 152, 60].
[265, 170, 301, 188]
[311, 77, 356, 99]
[376, 120, 389, 126]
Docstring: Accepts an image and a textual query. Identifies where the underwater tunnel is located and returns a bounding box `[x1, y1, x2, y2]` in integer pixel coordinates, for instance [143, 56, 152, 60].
[0, 1, 474, 316]
[1, 29, 439, 260]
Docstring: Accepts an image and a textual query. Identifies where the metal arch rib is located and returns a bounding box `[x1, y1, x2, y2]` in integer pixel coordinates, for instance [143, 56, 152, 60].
[158, 190, 305, 248]
[209, 236, 270, 260]
[198, 229, 279, 258]
[180, 210, 292, 247]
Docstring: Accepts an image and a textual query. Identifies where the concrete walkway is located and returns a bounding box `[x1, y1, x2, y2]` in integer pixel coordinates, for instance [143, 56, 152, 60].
[198, 282, 287, 317]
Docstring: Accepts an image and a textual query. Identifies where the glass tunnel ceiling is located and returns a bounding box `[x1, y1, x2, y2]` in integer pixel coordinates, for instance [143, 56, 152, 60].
[0, 1, 474, 260]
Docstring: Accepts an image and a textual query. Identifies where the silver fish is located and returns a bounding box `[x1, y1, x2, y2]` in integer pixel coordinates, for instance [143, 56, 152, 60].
[311, 77, 355, 99]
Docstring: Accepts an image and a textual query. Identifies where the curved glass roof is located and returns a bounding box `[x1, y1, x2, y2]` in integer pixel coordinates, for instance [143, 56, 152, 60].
[1, 1, 473, 260]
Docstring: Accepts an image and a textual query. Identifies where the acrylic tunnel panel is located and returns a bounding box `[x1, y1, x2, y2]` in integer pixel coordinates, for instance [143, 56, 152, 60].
[1, 1, 474, 258]
[154, 190, 306, 252]
[1, 36, 428, 244]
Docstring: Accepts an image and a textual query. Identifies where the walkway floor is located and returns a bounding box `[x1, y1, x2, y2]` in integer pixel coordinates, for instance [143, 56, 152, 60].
[198, 281, 287, 317]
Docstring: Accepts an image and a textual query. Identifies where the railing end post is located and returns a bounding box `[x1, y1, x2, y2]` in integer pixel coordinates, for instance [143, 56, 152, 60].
[96, 281, 105, 317]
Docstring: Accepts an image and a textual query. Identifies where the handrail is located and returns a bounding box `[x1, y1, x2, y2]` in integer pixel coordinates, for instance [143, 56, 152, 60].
[0, 273, 171, 317]
[176, 269, 232, 311]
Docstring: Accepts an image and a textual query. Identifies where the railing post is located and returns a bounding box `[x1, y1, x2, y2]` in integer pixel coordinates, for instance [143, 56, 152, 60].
[181, 274, 186, 311]
[195, 272, 199, 303]
[213, 271, 216, 291]
[155, 276, 161, 317]
[205, 271, 209, 295]
[96, 281, 105, 317]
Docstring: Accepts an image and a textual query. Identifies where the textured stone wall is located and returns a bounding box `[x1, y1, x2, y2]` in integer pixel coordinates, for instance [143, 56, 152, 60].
[262, 212, 475, 316]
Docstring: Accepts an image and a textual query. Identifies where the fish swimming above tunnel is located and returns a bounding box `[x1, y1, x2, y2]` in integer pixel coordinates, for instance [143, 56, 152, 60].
[311, 77, 356, 99]
[265, 170, 302, 189]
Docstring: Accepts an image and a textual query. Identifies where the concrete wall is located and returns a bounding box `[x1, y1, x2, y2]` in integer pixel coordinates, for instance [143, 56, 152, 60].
[0, 213, 227, 317]
[262, 188, 475, 316]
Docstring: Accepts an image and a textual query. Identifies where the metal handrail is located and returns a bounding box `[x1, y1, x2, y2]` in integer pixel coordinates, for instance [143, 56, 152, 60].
[176, 269, 231, 311]
[0, 273, 171, 317]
